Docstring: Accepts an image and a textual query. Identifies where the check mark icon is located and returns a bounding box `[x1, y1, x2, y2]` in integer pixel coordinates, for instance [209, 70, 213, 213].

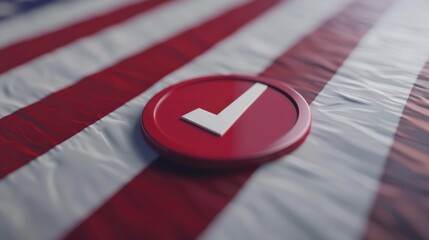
[181, 83, 267, 136]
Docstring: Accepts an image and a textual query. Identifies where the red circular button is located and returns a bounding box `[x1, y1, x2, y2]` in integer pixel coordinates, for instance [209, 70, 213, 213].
[141, 75, 311, 169]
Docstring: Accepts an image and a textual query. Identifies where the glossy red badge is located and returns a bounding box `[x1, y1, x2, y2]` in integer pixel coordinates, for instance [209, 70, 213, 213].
[141, 75, 311, 169]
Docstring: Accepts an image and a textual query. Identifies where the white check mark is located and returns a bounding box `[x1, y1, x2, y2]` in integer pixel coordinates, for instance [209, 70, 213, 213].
[181, 82, 267, 136]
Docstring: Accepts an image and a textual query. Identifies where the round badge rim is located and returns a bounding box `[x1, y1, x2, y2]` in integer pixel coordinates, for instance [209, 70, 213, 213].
[141, 74, 311, 169]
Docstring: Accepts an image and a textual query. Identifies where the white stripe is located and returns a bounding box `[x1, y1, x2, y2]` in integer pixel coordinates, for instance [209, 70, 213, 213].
[0, 0, 140, 48]
[0, 0, 244, 118]
[0, 0, 351, 239]
[200, 1, 429, 240]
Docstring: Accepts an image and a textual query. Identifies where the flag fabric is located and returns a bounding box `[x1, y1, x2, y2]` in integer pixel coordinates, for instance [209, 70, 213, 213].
[0, 0, 428, 239]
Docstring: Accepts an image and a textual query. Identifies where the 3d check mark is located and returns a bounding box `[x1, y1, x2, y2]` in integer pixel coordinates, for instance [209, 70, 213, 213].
[181, 83, 267, 136]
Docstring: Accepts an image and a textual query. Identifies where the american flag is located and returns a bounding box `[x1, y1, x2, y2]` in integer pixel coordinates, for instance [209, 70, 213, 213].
[0, 0, 428, 239]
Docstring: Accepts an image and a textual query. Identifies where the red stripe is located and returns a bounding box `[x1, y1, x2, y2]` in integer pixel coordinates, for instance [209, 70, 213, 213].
[364, 61, 429, 239]
[261, 0, 393, 103]
[64, 1, 393, 239]
[0, 0, 169, 74]
[0, 0, 280, 176]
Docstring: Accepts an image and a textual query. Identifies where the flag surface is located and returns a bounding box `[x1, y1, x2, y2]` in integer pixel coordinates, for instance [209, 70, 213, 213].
[0, 0, 428, 239]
